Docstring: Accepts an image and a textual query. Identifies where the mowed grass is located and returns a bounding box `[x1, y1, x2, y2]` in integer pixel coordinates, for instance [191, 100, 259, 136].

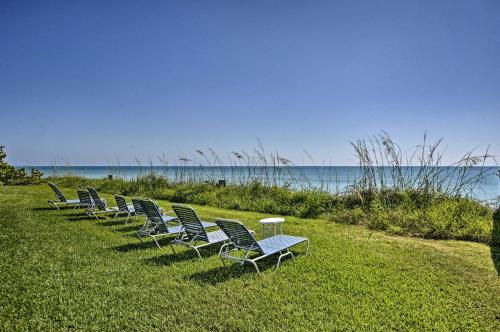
[0, 186, 499, 331]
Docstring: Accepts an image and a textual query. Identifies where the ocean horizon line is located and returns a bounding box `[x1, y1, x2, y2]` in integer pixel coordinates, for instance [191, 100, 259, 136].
[16, 165, 500, 168]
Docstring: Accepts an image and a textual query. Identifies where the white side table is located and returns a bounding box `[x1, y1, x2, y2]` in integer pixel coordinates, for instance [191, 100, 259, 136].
[259, 217, 285, 239]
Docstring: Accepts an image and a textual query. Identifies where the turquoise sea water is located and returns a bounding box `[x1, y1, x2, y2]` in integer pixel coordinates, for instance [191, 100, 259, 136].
[22, 165, 500, 202]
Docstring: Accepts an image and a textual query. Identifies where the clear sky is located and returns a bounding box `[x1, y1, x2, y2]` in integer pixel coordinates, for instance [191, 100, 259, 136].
[1, 0, 499, 166]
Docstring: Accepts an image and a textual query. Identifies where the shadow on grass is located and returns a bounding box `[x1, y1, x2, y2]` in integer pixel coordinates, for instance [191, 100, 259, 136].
[112, 225, 141, 233]
[99, 219, 127, 227]
[111, 237, 171, 252]
[62, 212, 85, 217]
[143, 250, 197, 267]
[491, 208, 500, 275]
[144, 245, 224, 267]
[188, 259, 277, 285]
[31, 207, 61, 211]
[66, 215, 99, 221]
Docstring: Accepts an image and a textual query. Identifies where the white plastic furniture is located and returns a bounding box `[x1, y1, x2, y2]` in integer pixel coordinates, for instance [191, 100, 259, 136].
[259, 217, 285, 239]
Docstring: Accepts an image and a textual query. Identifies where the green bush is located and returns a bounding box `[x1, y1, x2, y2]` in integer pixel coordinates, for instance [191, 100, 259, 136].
[328, 190, 494, 243]
[0, 145, 43, 185]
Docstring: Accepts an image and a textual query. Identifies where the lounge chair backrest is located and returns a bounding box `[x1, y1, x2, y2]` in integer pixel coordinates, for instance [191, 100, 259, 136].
[141, 199, 163, 223]
[77, 189, 93, 207]
[172, 204, 208, 242]
[216, 219, 262, 253]
[114, 195, 129, 212]
[132, 198, 145, 215]
[48, 182, 66, 202]
[87, 187, 106, 210]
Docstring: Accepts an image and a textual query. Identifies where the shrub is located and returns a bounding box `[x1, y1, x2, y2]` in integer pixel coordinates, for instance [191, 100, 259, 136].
[0, 145, 43, 185]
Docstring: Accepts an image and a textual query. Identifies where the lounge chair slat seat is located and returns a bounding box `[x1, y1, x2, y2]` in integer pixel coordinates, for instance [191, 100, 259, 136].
[164, 224, 184, 234]
[216, 218, 309, 273]
[206, 229, 229, 243]
[162, 215, 178, 223]
[257, 235, 307, 255]
[201, 221, 217, 228]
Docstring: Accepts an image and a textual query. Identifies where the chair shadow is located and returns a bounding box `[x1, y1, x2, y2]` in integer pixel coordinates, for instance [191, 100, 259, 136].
[62, 211, 85, 217]
[99, 219, 128, 227]
[31, 207, 61, 211]
[188, 259, 277, 285]
[112, 225, 141, 233]
[111, 237, 172, 252]
[144, 245, 225, 267]
[66, 215, 99, 221]
[143, 250, 198, 267]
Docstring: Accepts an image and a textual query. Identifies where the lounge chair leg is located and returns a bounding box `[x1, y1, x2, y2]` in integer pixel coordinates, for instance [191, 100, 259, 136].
[49, 201, 59, 210]
[193, 247, 202, 260]
[249, 260, 260, 274]
[152, 236, 161, 248]
[218, 242, 228, 256]
[170, 244, 176, 254]
[277, 251, 293, 269]
[219, 255, 227, 267]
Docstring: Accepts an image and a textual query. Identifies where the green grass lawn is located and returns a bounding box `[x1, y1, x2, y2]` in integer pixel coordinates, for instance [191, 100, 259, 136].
[1, 185, 499, 331]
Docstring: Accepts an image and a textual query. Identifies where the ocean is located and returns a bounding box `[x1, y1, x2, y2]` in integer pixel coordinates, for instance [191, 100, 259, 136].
[23, 165, 500, 202]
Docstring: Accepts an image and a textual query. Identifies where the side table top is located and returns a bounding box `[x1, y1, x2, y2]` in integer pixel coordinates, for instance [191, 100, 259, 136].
[259, 217, 285, 224]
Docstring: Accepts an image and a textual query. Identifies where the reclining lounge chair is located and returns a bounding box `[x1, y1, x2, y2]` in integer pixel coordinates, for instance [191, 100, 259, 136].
[87, 187, 107, 208]
[114, 195, 136, 223]
[170, 204, 227, 259]
[216, 218, 309, 273]
[137, 199, 181, 247]
[78, 188, 118, 220]
[48, 182, 80, 210]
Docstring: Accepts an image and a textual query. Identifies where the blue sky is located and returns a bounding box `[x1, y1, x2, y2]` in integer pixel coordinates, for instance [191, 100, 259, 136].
[1, 0, 499, 166]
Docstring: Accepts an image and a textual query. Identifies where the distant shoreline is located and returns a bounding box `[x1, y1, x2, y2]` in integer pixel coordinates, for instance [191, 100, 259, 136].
[25, 165, 500, 202]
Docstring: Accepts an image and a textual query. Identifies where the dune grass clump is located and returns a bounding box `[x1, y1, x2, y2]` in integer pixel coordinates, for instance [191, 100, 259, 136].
[328, 189, 494, 243]
[162, 181, 335, 218]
